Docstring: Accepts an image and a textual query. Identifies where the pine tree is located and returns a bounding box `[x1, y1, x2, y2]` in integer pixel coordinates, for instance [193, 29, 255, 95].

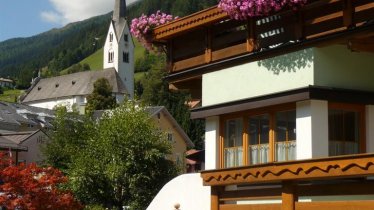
[86, 78, 117, 112]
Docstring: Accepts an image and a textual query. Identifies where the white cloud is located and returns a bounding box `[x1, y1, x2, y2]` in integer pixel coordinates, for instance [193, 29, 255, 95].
[41, 0, 139, 25]
[40, 11, 62, 24]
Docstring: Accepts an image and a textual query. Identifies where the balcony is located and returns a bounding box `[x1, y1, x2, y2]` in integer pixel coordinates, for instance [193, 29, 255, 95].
[200, 153, 374, 210]
[152, 0, 374, 88]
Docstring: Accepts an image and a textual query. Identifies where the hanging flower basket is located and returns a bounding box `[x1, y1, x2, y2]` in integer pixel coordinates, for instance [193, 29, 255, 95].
[131, 11, 178, 52]
[218, 0, 309, 20]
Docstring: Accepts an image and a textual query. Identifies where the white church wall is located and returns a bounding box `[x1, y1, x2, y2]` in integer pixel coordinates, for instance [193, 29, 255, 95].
[117, 23, 135, 99]
[25, 96, 81, 111]
[103, 21, 134, 99]
[104, 22, 119, 70]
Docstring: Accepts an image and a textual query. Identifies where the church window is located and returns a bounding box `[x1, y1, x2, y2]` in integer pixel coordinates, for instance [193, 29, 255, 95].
[123, 52, 129, 63]
[108, 51, 114, 63]
[124, 34, 128, 42]
[110, 33, 113, 42]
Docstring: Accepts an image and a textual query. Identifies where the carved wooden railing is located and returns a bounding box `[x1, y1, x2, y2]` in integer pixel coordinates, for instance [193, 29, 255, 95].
[152, 0, 374, 80]
[201, 153, 374, 210]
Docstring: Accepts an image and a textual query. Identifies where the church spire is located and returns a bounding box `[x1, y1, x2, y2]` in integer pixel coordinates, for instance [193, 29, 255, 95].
[113, 0, 127, 21]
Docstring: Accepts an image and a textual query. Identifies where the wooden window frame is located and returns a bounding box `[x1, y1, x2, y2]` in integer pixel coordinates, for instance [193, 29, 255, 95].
[328, 102, 366, 154]
[219, 103, 295, 169]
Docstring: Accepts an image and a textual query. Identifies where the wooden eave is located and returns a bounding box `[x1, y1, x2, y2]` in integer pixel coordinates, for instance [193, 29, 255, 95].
[153, 6, 228, 41]
[201, 153, 374, 186]
[151, 0, 374, 83]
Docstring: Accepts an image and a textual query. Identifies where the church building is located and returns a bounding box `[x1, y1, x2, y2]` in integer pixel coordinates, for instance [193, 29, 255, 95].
[21, 0, 134, 112]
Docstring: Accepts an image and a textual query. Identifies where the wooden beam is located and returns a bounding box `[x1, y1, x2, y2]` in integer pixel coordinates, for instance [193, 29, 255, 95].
[211, 187, 220, 210]
[282, 182, 296, 210]
[298, 181, 374, 196]
[348, 39, 374, 53]
[206, 27, 212, 63]
[295, 201, 374, 210]
[343, 0, 354, 28]
[220, 187, 282, 201]
[221, 204, 281, 210]
[246, 18, 257, 52]
[294, 10, 305, 40]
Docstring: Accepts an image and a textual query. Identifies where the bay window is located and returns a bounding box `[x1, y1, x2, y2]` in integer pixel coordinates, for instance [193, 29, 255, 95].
[221, 105, 296, 168]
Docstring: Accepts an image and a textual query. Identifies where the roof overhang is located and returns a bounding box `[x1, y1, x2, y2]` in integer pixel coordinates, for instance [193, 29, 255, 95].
[191, 86, 374, 119]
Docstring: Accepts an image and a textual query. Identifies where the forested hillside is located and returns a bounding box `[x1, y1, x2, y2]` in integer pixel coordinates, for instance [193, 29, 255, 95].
[0, 13, 111, 88]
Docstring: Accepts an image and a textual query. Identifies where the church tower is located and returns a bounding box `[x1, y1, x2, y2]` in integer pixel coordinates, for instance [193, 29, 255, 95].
[104, 0, 134, 99]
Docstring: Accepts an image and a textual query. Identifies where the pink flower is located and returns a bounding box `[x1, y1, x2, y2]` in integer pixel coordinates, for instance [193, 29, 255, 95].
[130, 11, 177, 52]
[218, 0, 308, 20]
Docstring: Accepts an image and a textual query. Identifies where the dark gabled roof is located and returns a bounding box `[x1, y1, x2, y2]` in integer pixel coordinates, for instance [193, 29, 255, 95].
[0, 102, 54, 126]
[22, 68, 127, 103]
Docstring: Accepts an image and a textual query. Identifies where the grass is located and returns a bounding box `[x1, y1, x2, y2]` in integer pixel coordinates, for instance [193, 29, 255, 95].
[0, 89, 23, 103]
[61, 39, 146, 75]
[79, 48, 104, 70]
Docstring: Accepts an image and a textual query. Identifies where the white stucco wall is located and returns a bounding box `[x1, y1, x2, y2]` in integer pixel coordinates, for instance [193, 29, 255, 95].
[147, 173, 210, 210]
[205, 116, 220, 170]
[296, 100, 329, 160]
[104, 23, 118, 70]
[103, 22, 135, 99]
[314, 45, 374, 91]
[202, 49, 314, 106]
[26, 96, 80, 111]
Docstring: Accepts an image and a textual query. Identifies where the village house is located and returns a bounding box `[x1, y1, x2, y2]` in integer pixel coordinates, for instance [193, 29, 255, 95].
[0, 78, 14, 88]
[147, 1, 374, 210]
[20, 0, 135, 112]
[0, 102, 53, 164]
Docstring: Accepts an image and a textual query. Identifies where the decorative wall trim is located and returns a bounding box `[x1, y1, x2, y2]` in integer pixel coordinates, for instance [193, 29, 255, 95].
[201, 153, 374, 186]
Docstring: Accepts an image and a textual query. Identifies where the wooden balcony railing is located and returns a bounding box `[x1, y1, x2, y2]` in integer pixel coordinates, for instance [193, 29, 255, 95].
[201, 153, 374, 210]
[152, 0, 374, 82]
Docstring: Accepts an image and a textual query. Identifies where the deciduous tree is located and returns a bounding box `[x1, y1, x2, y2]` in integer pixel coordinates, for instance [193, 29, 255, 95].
[0, 153, 83, 210]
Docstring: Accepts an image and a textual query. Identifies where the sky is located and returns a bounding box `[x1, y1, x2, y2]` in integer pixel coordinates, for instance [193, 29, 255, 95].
[0, 0, 137, 42]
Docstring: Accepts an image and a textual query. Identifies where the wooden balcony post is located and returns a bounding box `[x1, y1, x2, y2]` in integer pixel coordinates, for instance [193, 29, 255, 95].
[282, 181, 296, 210]
[247, 18, 257, 52]
[167, 40, 174, 73]
[205, 27, 212, 63]
[211, 186, 220, 210]
[343, 0, 354, 28]
[294, 11, 305, 41]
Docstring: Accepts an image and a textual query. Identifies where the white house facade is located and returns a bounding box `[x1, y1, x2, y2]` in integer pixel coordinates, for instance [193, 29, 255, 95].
[149, 1, 374, 210]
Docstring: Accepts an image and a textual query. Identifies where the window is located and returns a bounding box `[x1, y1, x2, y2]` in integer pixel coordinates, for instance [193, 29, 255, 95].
[167, 133, 174, 143]
[109, 32, 113, 42]
[328, 103, 364, 156]
[275, 110, 296, 162]
[108, 51, 114, 63]
[124, 34, 128, 42]
[221, 105, 296, 168]
[248, 115, 270, 165]
[223, 118, 243, 168]
[123, 52, 129, 63]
